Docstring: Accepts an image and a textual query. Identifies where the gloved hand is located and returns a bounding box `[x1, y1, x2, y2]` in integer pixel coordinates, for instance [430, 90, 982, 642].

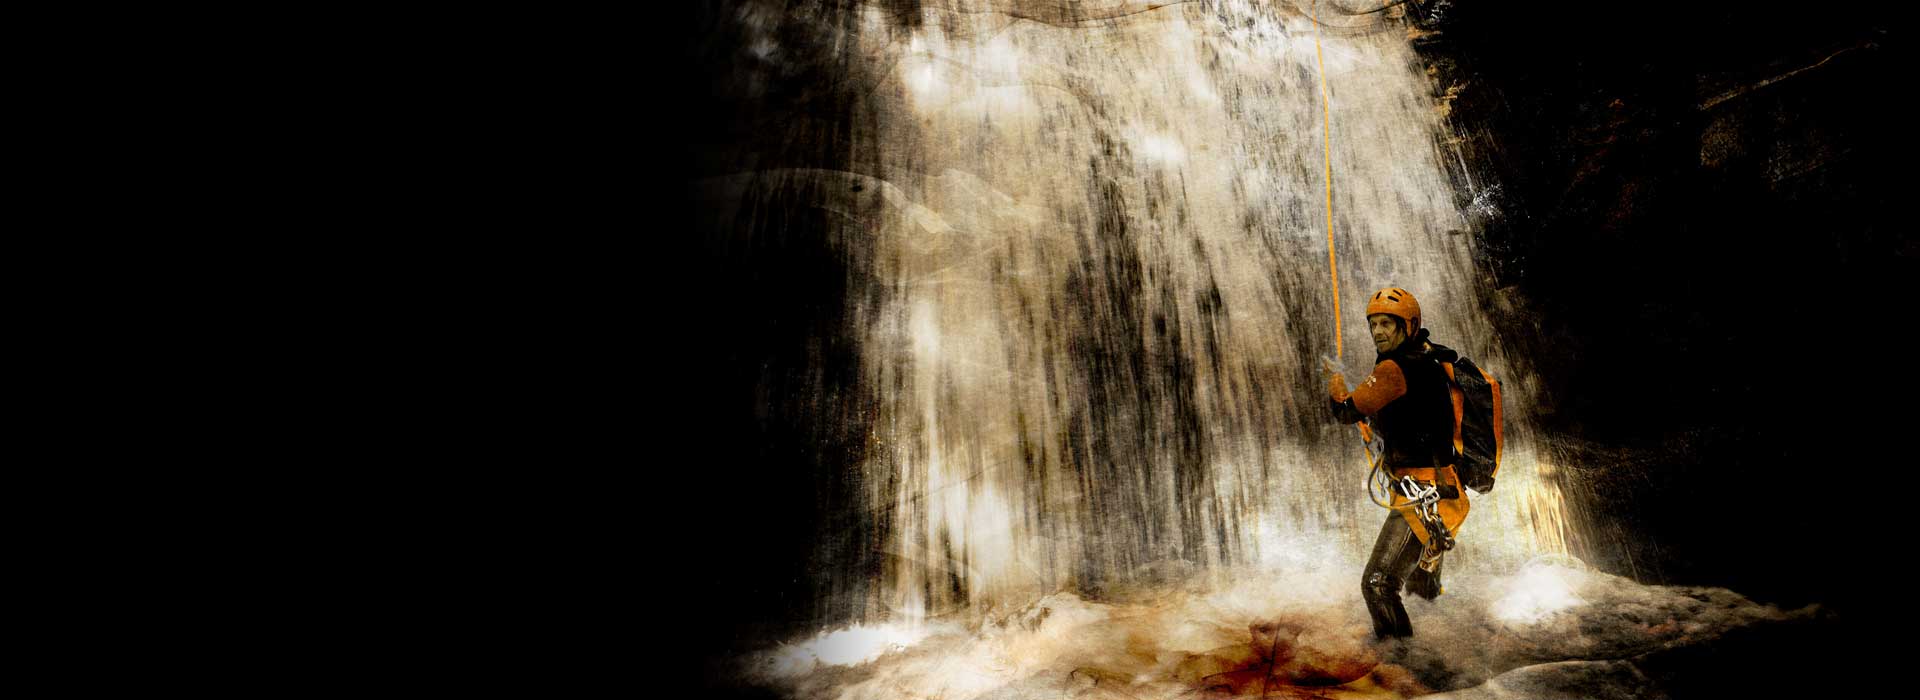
[1319, 354, 1343, 376]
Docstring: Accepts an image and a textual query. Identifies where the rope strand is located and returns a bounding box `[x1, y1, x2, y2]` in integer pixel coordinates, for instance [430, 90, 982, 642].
[1312, 0, 1342, 360]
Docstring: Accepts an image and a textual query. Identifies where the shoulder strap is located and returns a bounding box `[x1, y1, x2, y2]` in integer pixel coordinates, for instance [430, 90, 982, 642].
[1482, 364, 1503, 474]
[1442, 362, 1463, 459]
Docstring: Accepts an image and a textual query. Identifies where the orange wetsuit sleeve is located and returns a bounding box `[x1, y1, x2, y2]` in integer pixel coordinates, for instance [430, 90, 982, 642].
[1329, 360, 1407, 417]
[1329, 372, 1365, 424]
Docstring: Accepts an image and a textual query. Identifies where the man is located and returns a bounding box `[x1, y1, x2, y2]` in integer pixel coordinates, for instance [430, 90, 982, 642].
[1322, 287, 1466, 639]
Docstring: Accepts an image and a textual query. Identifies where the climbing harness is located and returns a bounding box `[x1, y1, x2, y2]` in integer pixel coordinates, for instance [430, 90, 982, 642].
[1359, 422, 1456, 567]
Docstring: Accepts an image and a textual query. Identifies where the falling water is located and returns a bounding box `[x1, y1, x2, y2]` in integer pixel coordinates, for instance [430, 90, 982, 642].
[704, 0, 1582, 629]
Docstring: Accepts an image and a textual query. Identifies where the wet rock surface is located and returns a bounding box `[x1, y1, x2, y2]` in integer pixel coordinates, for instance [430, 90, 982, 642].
[727, 561, 1860, 698]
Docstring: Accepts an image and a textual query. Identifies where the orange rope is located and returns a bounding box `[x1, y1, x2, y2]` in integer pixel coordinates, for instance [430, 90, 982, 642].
[1311, 1, 1385, 475]
[1311, 0, 1341, 359]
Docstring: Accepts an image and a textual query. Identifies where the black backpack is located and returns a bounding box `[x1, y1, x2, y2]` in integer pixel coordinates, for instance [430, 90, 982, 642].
[1441, 356, 1503, 493]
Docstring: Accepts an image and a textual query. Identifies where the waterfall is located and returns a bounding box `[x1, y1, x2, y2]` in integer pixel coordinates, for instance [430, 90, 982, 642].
[702, 0, 1582, 628]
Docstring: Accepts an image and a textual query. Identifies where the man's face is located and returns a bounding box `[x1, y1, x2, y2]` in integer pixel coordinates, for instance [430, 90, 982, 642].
[1368, 314, 1407, 353]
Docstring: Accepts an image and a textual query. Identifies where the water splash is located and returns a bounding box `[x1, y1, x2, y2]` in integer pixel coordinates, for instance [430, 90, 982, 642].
[742, 563, 1817, 700]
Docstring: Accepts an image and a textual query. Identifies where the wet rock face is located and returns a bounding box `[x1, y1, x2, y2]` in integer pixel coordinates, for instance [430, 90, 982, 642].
[736, 561, 1857, 699]
[1246, 616, 1377, 686]
[1424, 659, 1660, 700]
[1177, 618, 1379, 695]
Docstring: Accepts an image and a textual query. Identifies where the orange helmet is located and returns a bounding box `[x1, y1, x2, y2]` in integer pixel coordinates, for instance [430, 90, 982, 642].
[1365, 287, 1420, 334]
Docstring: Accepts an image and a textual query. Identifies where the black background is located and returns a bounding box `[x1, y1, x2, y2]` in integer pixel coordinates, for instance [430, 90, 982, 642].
[667, 0, 1904, 676]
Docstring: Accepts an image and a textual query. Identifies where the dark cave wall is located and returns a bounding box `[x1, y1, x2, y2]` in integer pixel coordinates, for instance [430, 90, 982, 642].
[1411, 0, 1898, 614]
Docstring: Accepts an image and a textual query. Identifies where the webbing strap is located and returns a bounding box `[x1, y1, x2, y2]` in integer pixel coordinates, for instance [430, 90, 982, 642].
[1443, 362, 1464, 457]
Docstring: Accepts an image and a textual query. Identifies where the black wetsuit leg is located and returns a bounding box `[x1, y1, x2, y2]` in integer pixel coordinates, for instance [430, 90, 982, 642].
[1361, 510, 1426, 639]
